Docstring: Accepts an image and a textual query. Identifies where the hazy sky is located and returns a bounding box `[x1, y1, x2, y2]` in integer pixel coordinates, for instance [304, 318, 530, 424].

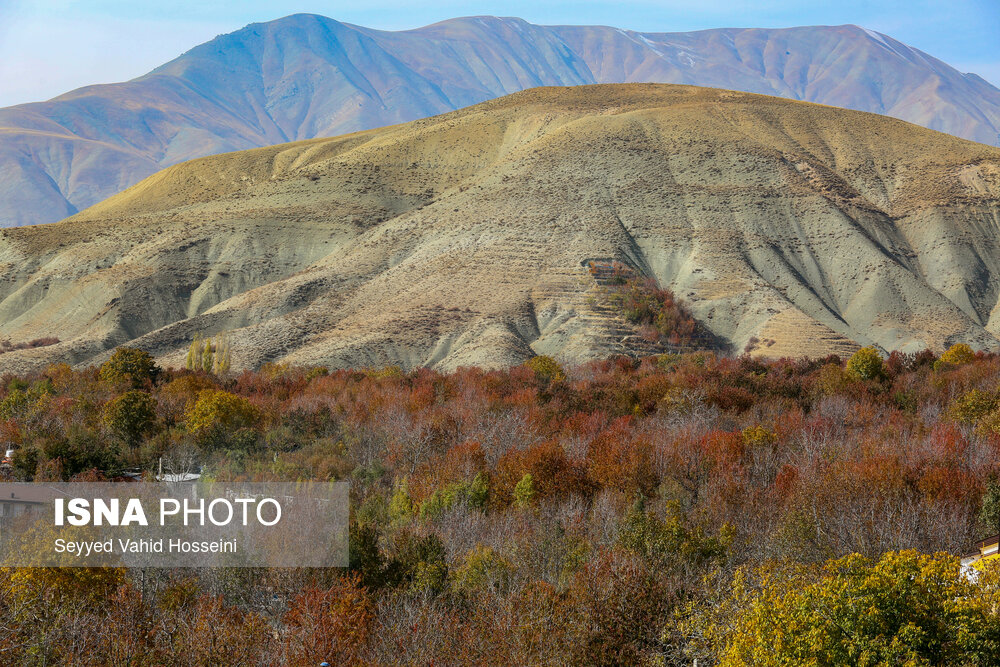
[0, 0, 998, 108]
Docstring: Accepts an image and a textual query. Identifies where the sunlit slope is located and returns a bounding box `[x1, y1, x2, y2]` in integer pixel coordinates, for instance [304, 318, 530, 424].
[0, 83, 998, 372]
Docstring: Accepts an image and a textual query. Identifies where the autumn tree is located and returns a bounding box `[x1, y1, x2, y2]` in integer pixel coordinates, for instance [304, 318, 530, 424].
[282, 576, 373, 665]
[936, 342, 976, 369]
[845, 346, 885, 381]
[184, 390, 259, 434]
[711, 551, 1000, 666]
[99, 347, 160, 388]
[103, 390, 157, 448]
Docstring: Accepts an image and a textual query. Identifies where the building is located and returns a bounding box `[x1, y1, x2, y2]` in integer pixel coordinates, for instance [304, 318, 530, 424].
[961, 534, 1000, 579]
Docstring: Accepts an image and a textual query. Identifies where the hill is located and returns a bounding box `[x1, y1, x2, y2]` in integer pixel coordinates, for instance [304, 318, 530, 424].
[1, 14, 999, 226]
[0, 83, 998, 373]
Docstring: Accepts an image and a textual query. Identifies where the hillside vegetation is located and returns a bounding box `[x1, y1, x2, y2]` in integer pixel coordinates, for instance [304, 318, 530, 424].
[2, 345, 1000, 663]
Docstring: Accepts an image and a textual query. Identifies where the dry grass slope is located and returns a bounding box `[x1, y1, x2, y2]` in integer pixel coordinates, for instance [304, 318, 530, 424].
[0, 83, 998, 372]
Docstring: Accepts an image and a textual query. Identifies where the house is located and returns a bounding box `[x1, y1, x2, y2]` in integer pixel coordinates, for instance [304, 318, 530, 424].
[0, 486, 55, 534]
[961, 534, 1000, 579]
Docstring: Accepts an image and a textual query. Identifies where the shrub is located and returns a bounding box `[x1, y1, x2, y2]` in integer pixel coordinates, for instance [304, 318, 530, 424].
[525, 355, 565, 384]
[845, 346, 885, 381]
[950, 389, 1000, 425]
[604, 270, 706, 347]
[99, 347, 159, 388]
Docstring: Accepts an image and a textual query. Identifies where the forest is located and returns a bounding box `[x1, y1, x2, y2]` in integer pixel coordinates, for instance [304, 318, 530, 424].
[1, 342, 1000, 665]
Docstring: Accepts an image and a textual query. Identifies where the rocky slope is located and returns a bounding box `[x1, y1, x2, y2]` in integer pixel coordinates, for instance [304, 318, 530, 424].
[1, 14, 999, 226]
[0, 84, 998, 372]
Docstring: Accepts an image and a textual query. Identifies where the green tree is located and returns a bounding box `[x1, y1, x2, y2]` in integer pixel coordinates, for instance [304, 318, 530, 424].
[186, 333, 203, 371]
[513, 473, 536, 508]
[214, 331, 231, 373]
[388, 478, 415, 526]
[618, 498, 731, 572]
[981, 480, 1000, 536]
[99, 347, 160, 388]
[468, 472, 489, 509]
[451, 544, 512, 595]
[201, 339, 214, 373]
[418, 473, 490, 520]
[388, 531, 448, 595]
[187, 332, 232, 374]
[845, 346, 885, 381]
[103, 390, 157, 448]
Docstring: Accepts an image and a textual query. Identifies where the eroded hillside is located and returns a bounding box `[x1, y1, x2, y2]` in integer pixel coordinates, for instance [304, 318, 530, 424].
[0, 84, 998, 372]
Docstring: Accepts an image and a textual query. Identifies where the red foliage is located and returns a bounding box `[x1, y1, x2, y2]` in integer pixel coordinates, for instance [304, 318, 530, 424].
[283, 575, 374, 666]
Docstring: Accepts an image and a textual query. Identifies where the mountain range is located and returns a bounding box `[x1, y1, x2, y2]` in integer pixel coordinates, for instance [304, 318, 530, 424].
[1, 14, 999, 227]
[0, 84, 997, 374]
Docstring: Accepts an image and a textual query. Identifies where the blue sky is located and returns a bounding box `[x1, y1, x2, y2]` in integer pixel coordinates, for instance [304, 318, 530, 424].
[0, 0, 997, 107]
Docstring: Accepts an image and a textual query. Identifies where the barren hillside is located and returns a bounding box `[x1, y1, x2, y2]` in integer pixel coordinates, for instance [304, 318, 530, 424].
[0, 84, 998, 372]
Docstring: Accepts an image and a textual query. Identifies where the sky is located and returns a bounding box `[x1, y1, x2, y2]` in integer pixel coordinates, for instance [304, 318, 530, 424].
[0, 0, 998, 108]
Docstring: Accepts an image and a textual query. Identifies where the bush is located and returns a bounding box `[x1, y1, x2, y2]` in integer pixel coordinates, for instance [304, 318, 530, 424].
[845, 346, 885, 381]
[949, 389, 1000, 425]
[99, 347, 160, 388]
[525, 355, 565, 384]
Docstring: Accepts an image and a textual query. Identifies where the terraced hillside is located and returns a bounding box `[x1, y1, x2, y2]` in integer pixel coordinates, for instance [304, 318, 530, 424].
[0, 84, 998, 373]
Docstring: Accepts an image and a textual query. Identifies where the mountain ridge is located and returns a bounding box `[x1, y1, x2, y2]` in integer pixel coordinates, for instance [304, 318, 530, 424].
[1, 14, 999, 226]
[0, 84, 997, 373]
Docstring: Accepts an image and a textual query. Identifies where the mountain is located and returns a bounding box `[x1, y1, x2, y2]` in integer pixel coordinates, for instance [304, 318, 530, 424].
[1, 14, 999, 227]
[0, 84, 997, 373]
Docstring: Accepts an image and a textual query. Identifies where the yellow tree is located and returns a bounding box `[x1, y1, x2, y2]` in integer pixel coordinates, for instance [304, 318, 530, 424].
[704, 551, 1000, 666]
